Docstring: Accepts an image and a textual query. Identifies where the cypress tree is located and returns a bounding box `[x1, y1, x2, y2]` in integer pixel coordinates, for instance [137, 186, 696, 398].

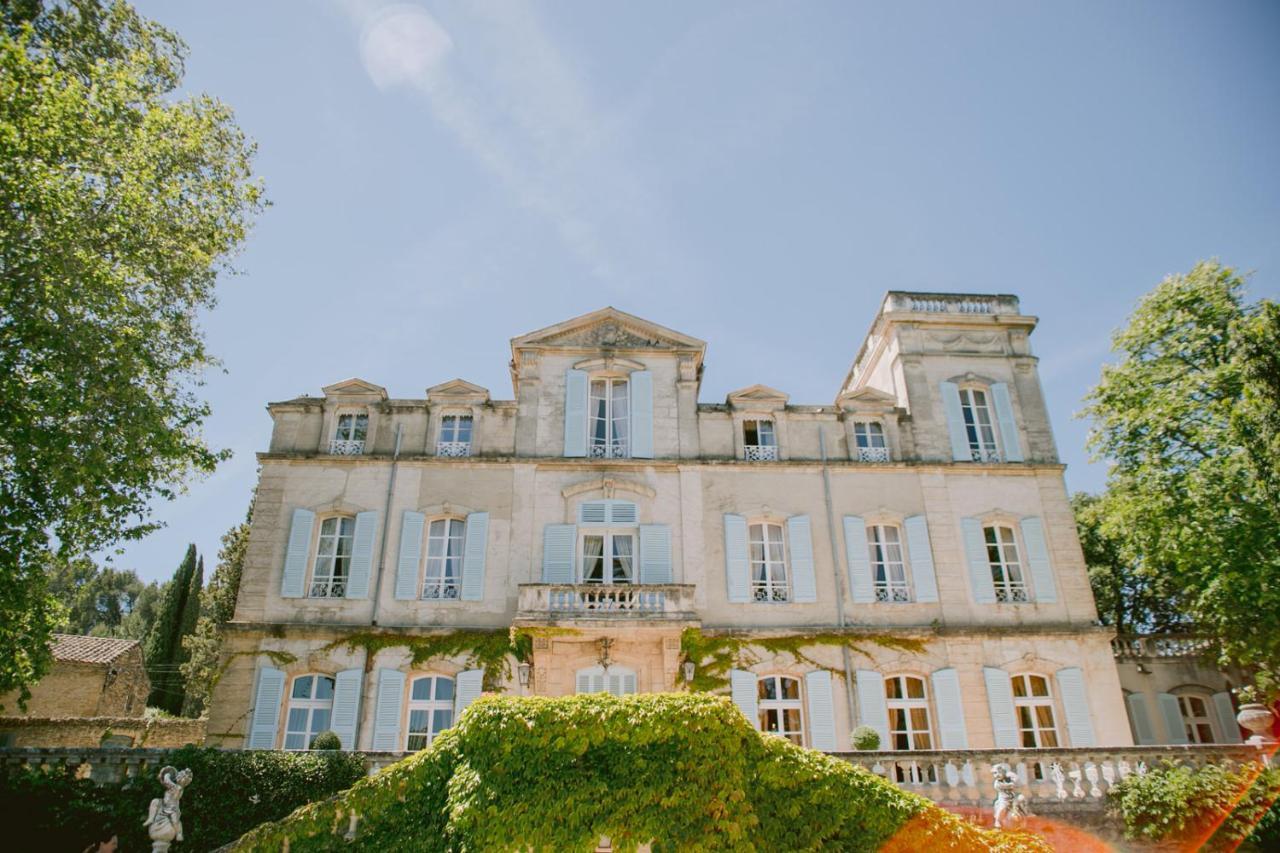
[183, 499, 252, 716]
[144, 544, 197, 713]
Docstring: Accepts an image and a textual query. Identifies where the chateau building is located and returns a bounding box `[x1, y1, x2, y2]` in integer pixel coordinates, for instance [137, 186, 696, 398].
[207, 293, 1184, 755]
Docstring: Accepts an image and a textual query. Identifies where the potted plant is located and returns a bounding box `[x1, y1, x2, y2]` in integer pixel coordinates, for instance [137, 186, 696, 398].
[851, 725, 881, 751]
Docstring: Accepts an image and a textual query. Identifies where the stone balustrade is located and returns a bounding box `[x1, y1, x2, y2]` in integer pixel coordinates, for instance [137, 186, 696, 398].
[1111, 634, 1216, 660]
[885, 292, 1021, 316]
[515, 584, 698, 623]
[327, 439, 365, 455]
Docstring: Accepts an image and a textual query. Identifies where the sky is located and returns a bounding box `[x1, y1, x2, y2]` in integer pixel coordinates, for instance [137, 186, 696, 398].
[118, 0, 1280, 583]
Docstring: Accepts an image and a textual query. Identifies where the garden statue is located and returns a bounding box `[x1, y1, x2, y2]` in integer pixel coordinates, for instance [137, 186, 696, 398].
[991, 763, 1029, 829]
[143, 765, 192, 851]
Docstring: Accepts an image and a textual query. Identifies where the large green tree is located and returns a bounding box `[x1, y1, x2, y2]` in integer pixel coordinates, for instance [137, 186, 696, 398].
[44, 554, 164, 638]
[1083, 261, 1280, 696]
[0, 0, 263, 703]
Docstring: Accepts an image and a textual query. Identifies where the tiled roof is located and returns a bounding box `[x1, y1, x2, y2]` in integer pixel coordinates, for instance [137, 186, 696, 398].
[50, 634, 139, 665]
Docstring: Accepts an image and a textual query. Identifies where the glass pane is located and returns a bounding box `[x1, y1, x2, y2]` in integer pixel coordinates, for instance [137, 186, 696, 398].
[315, 677, 335, 700]
[885, 677, 902, 700]
[287, 708, 308, 730]
[612, 535, 633, 582]
[408, 709, 430, 733]
[758, 678, 777, 701]
[411, 679, 432, 701]
[1029, 675, 1049, 697]
[407, 734, 427, 751]
[435, 678, 454, 701]
[780, 678, 800, 700]
[761, 708, 778, 732]
[1012, 676, 1027, 698]
[744, 420, 760, 445]
[285, 733, 305, 750]
[311, 709, 331, 733]
[434, 709, 453, 731]
[292, 676, 313, 699]
[782, 708, 802, 731]
[906, 678, 925, 699]
[888, 708, 906, 732]
[1034, 705, 1056, 729]
[909, 707, 930, 731]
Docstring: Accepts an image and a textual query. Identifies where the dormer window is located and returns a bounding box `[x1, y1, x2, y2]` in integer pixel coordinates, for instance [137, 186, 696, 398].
[437, 415, 473, 458]
[743, 419, 777, 461]
[589, 378, 629, 458]
[959, 388, 1000, 462]
[854, 421, 889, 462]
[330, 412, 368, 456]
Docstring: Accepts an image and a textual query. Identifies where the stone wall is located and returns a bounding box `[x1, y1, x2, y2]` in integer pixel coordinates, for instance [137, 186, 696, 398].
[0, 716, 205, 749]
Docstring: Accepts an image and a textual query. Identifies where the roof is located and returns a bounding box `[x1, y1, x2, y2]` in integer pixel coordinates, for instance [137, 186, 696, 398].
[50, 634, 140, 665]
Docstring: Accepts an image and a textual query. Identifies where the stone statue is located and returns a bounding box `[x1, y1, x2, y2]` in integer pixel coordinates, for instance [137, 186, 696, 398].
[143, 765, 192, 851]
[992, 762, 1029, 829]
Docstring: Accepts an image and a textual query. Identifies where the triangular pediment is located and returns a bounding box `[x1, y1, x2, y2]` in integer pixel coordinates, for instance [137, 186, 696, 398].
[511, 307, 705, 353]
[426, 379, 490, 401]
[837, 387, 897, 407]
[321, 377, 387, 399]
[727, 384, 790, 407]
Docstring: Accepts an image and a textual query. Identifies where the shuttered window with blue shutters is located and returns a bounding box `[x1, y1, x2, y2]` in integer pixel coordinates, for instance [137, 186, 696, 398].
[371, 669, 406, 751]
[330, 669, 364, 750]
[280, 509, 314, 598]
[855, 670, 889, 748]
[804, 671, 836, 751]
[248, 666, 286, 749]
[459, 512, 489, 601]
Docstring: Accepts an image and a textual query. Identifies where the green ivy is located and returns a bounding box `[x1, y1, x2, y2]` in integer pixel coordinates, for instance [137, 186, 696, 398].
[230, 693, 1046, 852]
[679, 628, 925, 691]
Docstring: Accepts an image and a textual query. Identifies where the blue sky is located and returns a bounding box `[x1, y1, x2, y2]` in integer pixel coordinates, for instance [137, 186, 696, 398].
[119, 0, 1280, 583]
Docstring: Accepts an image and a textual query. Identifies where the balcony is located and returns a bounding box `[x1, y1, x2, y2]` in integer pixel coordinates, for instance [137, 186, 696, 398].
[436, 441, 471, 458]
[885, 292, 1021, 316]
[516, 584, 697, 623]
[1112, 634, 1216, 660]
[588, 440, 628, 459]
[743, 444, 778, 461]
[969, 447, 1002, 463]
[857, 446, 890, 462]
[328, 439, 365, 456]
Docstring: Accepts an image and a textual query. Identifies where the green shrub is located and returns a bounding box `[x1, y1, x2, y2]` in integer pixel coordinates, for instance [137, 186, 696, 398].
[232, 693, 1046, 852]
[309, 730, 342, 751]
[850, 725, 881, 751]
[0, 745, 366, 851]
[1107, 761, 1280, 851]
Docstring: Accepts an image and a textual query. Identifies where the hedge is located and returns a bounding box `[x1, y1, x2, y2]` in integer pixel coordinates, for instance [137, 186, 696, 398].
[231, 693, 1048, 851]
[0, 745, 366, 851]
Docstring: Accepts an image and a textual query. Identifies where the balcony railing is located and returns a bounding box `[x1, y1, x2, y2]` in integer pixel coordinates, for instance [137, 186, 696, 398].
[885, 292, 1021, 316]
[436, 441, 471, 458]
[857, 446, 890, 462]
[969, 447, 1002, 463]
[1112, 634, 1216, 660]
[328, 439, 365, 455]
[588, 440, 628, 459]
[517, 584, 697, 621]
[744, 444, 778, 461]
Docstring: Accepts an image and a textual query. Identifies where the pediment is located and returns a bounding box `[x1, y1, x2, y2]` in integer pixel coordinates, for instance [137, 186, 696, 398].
[321, 377, 387, 399]
[426, 378, 490, 402]
[836, 387, 897, 409]
[727, 384, 789, 408]
[511, 307, 705, 353]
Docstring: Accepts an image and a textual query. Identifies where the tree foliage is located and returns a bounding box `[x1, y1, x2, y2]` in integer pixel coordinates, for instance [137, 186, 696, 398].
[143, 543, 201, 713]
[182, 502, 251, 716]
[1083, 261, 1280, 695]
[45, 553, 164, 639]
[0, 0, 263, 701]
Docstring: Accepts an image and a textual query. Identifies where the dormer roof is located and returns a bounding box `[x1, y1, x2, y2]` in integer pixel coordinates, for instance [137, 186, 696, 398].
[726, 384, 789, 410]
[511, 307, 706, 353]
[321, 378, 388, 400]
[426, 378, 490, 403]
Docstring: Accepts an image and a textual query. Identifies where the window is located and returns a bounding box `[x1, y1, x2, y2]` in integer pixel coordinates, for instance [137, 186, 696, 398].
[406, 676, 454, 750]
[589, 378, 629, 458]
[959, 388, 999, 462]
[576, 665, 636, 695]
[886, 675, 935, 783]
[749, 522, 789, 602]
[854, 421, 889, 462]
[423, 518, 465, 599]
[758, 676, 804, 745]
[284, 675, 335, 750]
[984, 525, 1028, 602]
[330, 412, 368, 455]
[437, 415, 473, 457]
[310, 517, 354, 598]
[1011, 674, 1059, 748]
[582, 531, 635, 583]
[868, 525, 910, 602]
[743, 419, 778, 461]
[1178, 694, 1216, 744]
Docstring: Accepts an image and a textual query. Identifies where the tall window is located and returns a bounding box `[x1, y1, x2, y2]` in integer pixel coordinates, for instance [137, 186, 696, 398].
[984, 525, 1028, 602]
[589, 378, 629, 458]
[886, 675, 935, 783]
[868, 525, 910, 602]
[958, 388, 999, 462]
[1178, 695, 1216, 744]
[743, 419, 778, 461]
[406, 676, 454, 750]
[423, 519, 465, 599]
[1012, 674, 1059, 748]
[331, 412, 368, 455]
[284, 675, 335, 750]
[437, 415, 473, 457]
[749, 522, 789, 602]
[854, 421, 889, 462]
[758, 676, 804, 745]
[582, 531, 635, 583]
[310, 517, 354, 598]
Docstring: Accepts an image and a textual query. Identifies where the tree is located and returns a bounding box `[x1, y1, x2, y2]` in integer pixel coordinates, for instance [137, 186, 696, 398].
[46, 555, 148, 636]
[1083, 261, 1280, 696]
[182, 501, 251, 716]
[0, 0, 263, 702]
[144, 544, 200, 714]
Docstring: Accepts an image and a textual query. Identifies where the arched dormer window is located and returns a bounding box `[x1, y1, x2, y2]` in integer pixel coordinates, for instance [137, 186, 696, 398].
[436, 413, 473, 457]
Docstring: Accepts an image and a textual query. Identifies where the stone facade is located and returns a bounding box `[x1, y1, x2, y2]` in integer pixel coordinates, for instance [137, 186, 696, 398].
[0, 634, 149, 719]
[1112, 635, 1246, 746]
[207, 296, 1134, 756]
[0, 716, 205, 749]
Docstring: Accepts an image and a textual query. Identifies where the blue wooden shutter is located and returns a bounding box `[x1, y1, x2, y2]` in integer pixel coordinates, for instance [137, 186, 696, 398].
[843, 516, 874, 604]
[962, 518, 996, 604]
[788, 515, 817, 603]
[1056, 666, 1096, 747]
[460, 512, 489, 601]
[541, 524, 577, 583]
[563, 369, 588, 457]
[1157, 692, 1188, 744]
[730, 669, 759, 728]
[931, 668, 969, 749]
[331, 668, 363, 750]
[346, 511, 378, 598]
[1211, 692, 1241, 744]
[940, 381, 971, 461]
[248, 666, 286, 749]
[454, 669, 484, 719]
[395, 511, 425, 600]
[371, 669, 406, 751]
[1020, 517, 1056, 603]
[281, 508, 314, 598]
[855, 670, 889, 747]
[805, 670, 837, 751]
[1126, 693, 1156, 745]
[629, 370, 654, 458]
[990, 382, 1023, 461]
[639, 524, 672, 584]
[904, 515, 938, 603]
[723, 514, 750, 603]
[983, 667, 1018, 748]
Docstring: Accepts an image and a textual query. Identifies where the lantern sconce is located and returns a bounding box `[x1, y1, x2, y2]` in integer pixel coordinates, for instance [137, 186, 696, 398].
[517, 661, 532, 687]
[682, 660, 696, 683]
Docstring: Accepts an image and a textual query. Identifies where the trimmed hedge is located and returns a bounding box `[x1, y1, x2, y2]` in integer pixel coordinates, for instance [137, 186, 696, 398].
[232, 693, 1048, 851]
[0, 745, 366, 851]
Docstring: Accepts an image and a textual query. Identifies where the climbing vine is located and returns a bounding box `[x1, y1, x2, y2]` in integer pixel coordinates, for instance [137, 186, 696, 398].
[679, 628, 925, 691]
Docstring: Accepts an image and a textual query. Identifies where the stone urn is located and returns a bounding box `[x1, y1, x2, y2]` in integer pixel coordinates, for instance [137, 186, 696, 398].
[1236, 703, 1277, 744]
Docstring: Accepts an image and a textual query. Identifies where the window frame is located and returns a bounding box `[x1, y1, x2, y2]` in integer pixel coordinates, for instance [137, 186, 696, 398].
[436, 413, 474, 457]
[405, 674, 456, 751]
[867, 523, 911, 602]
[309, 515, 356, 599]
[983, 524, 1029, 603]
[579, 528, 637, 584]
[330, 409, 369, 455]
[853, 420, 890, 462]
[757, 674, 805, 746]
[885, 674, 936, 783]
[958, 386, 1000, 462]
[748, 520, 790, 602]
[422, 516, 467, 600]
[283, 674, 336, 751]
[1011, 673, 1060, 749]
[1176, 692, 1217, 744]
[587, 376, 630, 458]
[742, 419, 778, 461]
